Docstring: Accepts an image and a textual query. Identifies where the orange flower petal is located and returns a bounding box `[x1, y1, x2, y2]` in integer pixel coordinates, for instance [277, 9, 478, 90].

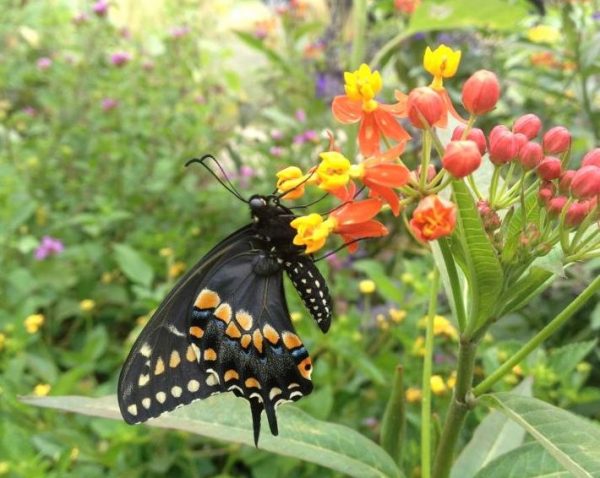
[332, 96, 363, 124]
[358, 113, 381, 157]
[374, 109, 411, 143]
[332, 198, 383, 224]
[366, 181, 401, 216]
[364, 162, 410, 188]
[380, 141, 408, 160]
[336, 220, 388, 237]
[437, 89, 467, 127]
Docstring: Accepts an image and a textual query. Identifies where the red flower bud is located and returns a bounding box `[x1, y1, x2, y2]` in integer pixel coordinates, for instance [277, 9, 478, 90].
[512, 114, 542, 140]
[571, 165, 600, 199]
[489, 130, 518, 165]
[558, 170, 576, 194]
[537, 156, 562, 181]
[542, 126, 571, 154]
[412, 164, 436, 183]
[582, 148, 600, 168]
[489, 125, 509, 144]
[407, 87, 444, 129]
[565, 201, 591, 227]
[452, 126, 487, 155]
[546, 196, 567, 216]
[538, 181, 554, 205]
[461, 70, 500, 115]
[442, 140, 482, 178]
[514, 133, 528, 154]
[518, 141, 543, 170]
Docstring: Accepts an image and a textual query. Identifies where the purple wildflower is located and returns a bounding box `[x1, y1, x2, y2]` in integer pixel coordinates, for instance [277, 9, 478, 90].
[37, 57, 52, 70]
[169, 25, 190, 39]
[303, 130, 318, 142]
[35, 236, 64, 260]
[22, 106, 37, 117]
[271, 129, 284, 141]
[269, 146, 284, 157]
[295, 109, 306, 122]
[92, 0, 109, 17]
[293, 133, 306, 145]
[314, 71, 343, 100]
[593, 11, 600, 20]
[101, 97, 119, 111]
[110, 51, 131, 67]
[411, 32, 426, 41]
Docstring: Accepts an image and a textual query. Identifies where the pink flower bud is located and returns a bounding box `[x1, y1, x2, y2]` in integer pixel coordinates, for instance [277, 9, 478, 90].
[514, 133, 528, 154]
[518, 141, 543, 170]
[546, 196, 567, 216]
[571, 166, 600, 199]
[565, 201, 591, 227]
[452, 126, 487, 155]
[512, 114, 542, 140]
[461, 70, 501, 115]
[542, 126, 571, 154]
[537, 156, 562, 181]
[582, 148, 600, 168]
[559, 170, 576, 194]
[489, 130, 518, 165]
[489, 125, 509, 145]
[538, 181, 554, 204]
[442, 140, 482, 178]
[407, 87, 444, 129]
[413, 164, 437, 183]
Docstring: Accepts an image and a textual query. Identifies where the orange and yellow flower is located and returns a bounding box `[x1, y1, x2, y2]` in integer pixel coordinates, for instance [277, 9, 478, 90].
[410, 195, 457, 242]
[290, 213, 336, 254]
[332, 64, 409, 157]
[276, 166, 309, 199]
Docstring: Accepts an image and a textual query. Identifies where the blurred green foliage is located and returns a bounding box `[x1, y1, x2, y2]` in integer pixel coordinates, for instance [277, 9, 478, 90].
[1, 0, 599, 477]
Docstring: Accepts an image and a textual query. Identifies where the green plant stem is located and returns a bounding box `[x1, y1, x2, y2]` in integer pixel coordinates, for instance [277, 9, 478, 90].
[420, 130, 432, 188]
[421, 268, 440, 478]
[438, 238, 467, 331]
[432, 336, 478, 478]
[473, 274, 600, 396]
[350, 0, 367, 68]
[381, 365, 406, 465]
[369, 32, 411, 69]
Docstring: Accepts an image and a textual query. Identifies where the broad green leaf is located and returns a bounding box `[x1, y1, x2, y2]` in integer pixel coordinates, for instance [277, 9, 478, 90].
[408, 0, 528, 34]
[498, 267, 555, 316]
[547, 340, 597, 377]
[501, 189, 539, 264]
[22, 394, 402, 478]
[452, 379, 532, 478]
[481, 393, 600, 477]
[452, 180, 503, 330]
[474, 442, 571, 478]
[353, 260, 404, 304]
[113, 243, 154, 287]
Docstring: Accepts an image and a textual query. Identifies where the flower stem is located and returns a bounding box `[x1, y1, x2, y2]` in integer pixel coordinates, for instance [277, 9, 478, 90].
[421, 268, 440, 478]
[350, 0, 367, 68]
[473, 273, 600, 396]
[432, 335, 478, 478]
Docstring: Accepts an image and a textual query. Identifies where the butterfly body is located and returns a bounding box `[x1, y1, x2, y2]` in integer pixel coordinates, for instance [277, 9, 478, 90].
[118, 194, 332, 445]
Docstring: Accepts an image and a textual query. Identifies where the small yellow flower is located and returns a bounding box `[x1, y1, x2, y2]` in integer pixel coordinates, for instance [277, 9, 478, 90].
[512, 365, 523, 376]
[24, 314, 44, 334]
[191, 226, 201, 236]
[159, 247, 174, 257]
[412, 336, 426, 356]
[351, 331, 363, 342]
[405, 387, 422, 403]
[33, 383, 51, 396]
[527, 25, 560, 44]
[0, 333, 5, 351]
[359, 280, 376, 294]
[101, 271, 113, 284]
[504, 374, 518, 385]
[290, 311, 302, 322]
[136, 315, 149, 326]
[80, 299, 96, 312]
[70, 447, 79, 461]
[0, 462, 9, 475]
[344, 63, 382, 112]
[423, 44, 461, 90]
[376, 314, 389, 330]
[290, 213, 335, 254]
[418, 315, 458, 340]
[447, 371, 457, 389]
[576, 362, 591, 373]
[430, 375, 447, 395]
[316, 152, 351, 191]
[169, 261, 186, 278]
[401, 272, 414, 284]
[276, 166, 307, 200]
[389, 308, 407, 323]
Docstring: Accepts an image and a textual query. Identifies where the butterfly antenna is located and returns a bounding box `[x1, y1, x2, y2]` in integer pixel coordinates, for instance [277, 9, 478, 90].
[313, 238, 365, 261]
[289, 192, 329, 210]
[185, 155, 247, 203]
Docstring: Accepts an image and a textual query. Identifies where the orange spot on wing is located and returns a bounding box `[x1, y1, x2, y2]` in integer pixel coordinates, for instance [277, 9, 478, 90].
[245, 377, 261, 389]
[169, 350, 181, 368]
[282, 331, 303, 350]
[262, 324, 280, 344]
[186, 345, 197, 362]
[214, 303, 232, 323]
[154, 357, 165, 375]
[240, 334, 252, 349]
[252, 329, 264, 353]
[225, 322, 241, 339]
[235, 310, 253, 331]
[224, 369, 239, 381]
[189, 326, 204, 338]
[298, 357, 313, 379]
[195, 289, 220, 309]
[203, 348, 217, 361]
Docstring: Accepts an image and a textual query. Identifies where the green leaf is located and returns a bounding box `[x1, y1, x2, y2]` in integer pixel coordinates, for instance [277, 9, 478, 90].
[501, 189, 539, 264]
[353, 260, 404, 304]
[474, 442, 571, 478]
[22, 394, 402, 478]
[113, 243, 154, 287]
[547, 339, 597, 377]
[452, 180, 503, 331]
[408, 0, 529, 34]
[233, 31, 291, 74]
[498, 267, 555, 316]
[452, 378, 532, 478]
[480, 393, 600, 477]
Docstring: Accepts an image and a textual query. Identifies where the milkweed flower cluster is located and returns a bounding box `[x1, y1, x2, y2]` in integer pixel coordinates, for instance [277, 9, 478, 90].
[274, 44, 600, 259]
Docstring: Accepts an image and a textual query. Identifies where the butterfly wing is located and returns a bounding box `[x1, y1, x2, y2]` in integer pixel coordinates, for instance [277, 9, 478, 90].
[118, 231, 313, 446]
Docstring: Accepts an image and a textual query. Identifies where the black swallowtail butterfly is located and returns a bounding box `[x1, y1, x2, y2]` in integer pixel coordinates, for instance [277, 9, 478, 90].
[118, 156, 333, 445]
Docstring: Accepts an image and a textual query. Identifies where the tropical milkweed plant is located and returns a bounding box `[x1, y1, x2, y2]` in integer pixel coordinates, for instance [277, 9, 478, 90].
[25, 43, 600, 478]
